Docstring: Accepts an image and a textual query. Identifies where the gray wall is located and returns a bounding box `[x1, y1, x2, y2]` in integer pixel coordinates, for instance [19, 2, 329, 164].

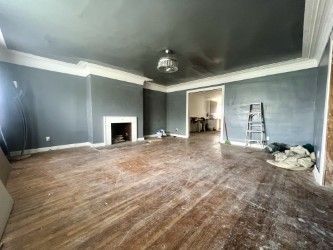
[0, 59, 327, 155]
[0, 62, 88, 151]
[166, 91, 187, 135]
[88, 75, 144, 143]
[313, 42, 331, 171]
[86, 76, 94, 143]
[225, 69, 318, 145]
[166, 68, 319, 145]
[0, 62, 146, 151]
[143, 89, 166, 135]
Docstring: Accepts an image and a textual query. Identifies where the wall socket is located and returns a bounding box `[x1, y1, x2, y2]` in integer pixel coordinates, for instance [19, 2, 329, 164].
[175, 128, 179, 132]
[45, 136, 51, 142]
[266, 136, 270, 141]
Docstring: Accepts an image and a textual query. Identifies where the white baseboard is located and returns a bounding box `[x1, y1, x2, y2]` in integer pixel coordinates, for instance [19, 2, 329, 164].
[9, 138, 147, 156]
[146, 134, 189, 139]
[10, 142, 90, 156]
[169, 133, 188, 139]
[313, 166, 324, 185]
[224, 140, 264, 149]
[89, 142, 105, 147]
[144, 134, 157, 138]
[9, 138, 264, 156]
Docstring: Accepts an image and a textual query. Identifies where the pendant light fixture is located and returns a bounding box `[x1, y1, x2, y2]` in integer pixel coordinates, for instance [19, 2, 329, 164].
[157, 49, 178, 73]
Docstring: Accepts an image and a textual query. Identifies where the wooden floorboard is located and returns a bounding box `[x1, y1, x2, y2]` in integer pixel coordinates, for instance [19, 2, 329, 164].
[2, 132, 333, 249]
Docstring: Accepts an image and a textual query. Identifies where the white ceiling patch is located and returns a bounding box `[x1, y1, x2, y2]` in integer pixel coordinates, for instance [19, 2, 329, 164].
[302, 0, 333, 61]
[0, 28, 7, 49]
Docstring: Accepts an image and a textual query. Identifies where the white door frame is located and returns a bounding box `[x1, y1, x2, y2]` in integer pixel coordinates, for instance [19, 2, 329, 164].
[186, 85, 225, 142]
[314, 35, 333, 185]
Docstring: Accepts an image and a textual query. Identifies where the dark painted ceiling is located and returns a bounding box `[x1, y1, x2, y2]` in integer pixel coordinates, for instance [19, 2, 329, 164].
[0, 0, 305, 85]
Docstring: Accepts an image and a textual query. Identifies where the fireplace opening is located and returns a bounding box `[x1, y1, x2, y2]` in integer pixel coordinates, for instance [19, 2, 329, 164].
[111, 123, 132, 144]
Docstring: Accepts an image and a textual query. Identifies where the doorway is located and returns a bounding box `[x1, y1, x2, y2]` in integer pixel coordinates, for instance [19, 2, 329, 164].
[186, 86, 224, 142]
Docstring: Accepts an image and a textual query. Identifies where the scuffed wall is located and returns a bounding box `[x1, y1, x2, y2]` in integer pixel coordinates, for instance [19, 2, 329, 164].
[143, 89, 166, 136]
[166, 68, 319, 145]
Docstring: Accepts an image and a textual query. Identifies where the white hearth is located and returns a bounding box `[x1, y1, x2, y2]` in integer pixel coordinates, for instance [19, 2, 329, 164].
[103, 116, 137, 145]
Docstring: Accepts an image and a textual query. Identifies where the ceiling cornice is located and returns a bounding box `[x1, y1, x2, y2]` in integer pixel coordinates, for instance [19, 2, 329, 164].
[165, 58, 318, 93]
[0, 48, 151, 85]
[78, 61, 150, 85]
[0, 47, 318, 92]
[143, 82, 168, 92]
[0, 48, 86, 76]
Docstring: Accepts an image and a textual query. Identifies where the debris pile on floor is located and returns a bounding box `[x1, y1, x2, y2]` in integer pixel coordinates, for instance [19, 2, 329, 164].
[265, 142, 289, 153]
[266, 143, 316, 171]
[113, 134, 125, 143]
[155, 129, 167, 138]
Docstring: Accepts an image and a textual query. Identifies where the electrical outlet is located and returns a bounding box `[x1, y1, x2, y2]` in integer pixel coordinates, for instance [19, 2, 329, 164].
[45, 136, 51, 142]
[13, 81, 18, 88]
[266, 136, 270, 141]
[175, 128, 179, 132]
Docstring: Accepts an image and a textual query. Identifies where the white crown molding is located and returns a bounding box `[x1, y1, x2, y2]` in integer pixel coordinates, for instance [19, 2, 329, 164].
[303, 0, 333, 61]
[0, 28, 7, 49]
[0, 48, 319, 93]
[0, 48, 86, 76]
[0, 48, 151, 85]
[166, 58, 318, 92]
[78, 61, 150, 85]
[143, 81, 168, 92]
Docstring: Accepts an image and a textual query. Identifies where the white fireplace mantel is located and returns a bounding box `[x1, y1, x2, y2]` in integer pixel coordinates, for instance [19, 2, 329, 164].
[103, 116, 137, 145]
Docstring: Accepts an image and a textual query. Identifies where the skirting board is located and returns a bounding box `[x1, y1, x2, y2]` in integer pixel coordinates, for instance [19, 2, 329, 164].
[10, 138, 146, 156]
[144, 134, 157, 138]
[169, 133, 188, 139]
[89, 143, 106, 148]
[225, 140, 265, 149]
[146, 133, 188, 139]
[10, 142, 91, 156]
[9, 138, 265, 156]
[146, 134, 189, 139]
[313, 165, 324, 186]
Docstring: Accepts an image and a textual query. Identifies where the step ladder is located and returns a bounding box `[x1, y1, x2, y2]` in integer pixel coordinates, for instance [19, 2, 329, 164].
[245, 103, 266, 147]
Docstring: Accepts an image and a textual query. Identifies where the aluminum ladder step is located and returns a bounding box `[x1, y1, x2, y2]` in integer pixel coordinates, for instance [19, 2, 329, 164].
[245, 102, 266, 147]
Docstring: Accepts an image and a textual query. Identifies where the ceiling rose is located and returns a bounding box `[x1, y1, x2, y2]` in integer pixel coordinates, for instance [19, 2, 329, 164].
[157, 49, 178, 73]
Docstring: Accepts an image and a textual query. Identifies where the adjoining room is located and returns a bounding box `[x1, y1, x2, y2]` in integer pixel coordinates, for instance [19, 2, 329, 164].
[0, 1, 333, 248]
[187, 87, 223, 140]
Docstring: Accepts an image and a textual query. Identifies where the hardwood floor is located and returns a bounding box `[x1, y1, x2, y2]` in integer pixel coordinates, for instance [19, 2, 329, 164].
[2, 132, 333, 249]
